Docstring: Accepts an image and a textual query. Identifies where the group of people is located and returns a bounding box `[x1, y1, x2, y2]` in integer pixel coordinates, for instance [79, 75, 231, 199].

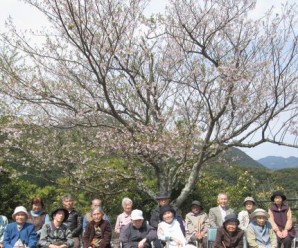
[0, 191, 296, 248]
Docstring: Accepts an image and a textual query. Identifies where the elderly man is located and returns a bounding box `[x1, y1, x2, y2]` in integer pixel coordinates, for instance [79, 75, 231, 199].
[209, 193, 234, 227]
[82, 198, 110, 232]
[149, 192, 183, 230]
[62, 194, 82, 248]
[120, 209, 157, 248]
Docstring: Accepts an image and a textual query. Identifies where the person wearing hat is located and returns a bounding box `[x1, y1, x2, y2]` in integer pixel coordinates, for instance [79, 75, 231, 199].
[157, 206, 194, 248]
[27, 197, 50, 238]
[3, 206, 37, 248]
[185, 200, 209, 247]
[120, 209, 157, 248]
[247, 208, 277, 248]
[209, 193, 234, 228]
[149, 192, 182, 230]
[0, 214, 8, 248]
[83, 207, 112, 248]
[237, 196, 256, 231]
[214, 213, 244, 248]
[39, 207, 74, 248]
[268, 191, 295, 248]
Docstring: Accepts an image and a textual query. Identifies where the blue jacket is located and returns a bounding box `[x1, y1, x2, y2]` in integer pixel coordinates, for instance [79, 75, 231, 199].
[4, 222, 37, 248]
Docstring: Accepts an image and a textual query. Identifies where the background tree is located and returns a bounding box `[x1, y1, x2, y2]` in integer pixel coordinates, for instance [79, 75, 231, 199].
[0, 0, 298, 206]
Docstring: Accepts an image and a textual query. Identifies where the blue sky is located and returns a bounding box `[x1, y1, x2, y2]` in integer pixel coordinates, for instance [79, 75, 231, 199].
[1, 0, 297, 160]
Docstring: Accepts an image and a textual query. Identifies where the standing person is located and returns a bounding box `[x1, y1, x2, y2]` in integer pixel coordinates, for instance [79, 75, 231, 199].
[83, 207, 112, 248]
[149, 192, 183, 231]
[247, 208, 277, 248]
[62, 194, 83, 248]
[39, 207, 74, 248]
[114, 197, 133, 248]
[120, 209, 157, 248]
[83, 198, 110, 232]
[185, 200, 209, 247]
[238, 196, 256, 231]
[0, 215, 8, 248]
[114, 197, 133, 236]
[27, 197, 50, 238]
[3, 206, 37, 248]
[213, 214, 244, 248]
[268, 191, 295, 248]
[209, 193, 234, 227]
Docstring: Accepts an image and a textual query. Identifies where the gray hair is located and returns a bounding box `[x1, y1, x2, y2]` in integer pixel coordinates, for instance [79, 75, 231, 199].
[62, 193, 73, 203]
[91, 206, 104, 215]
[217, 193, 228, 200]
[122, 197, 133, 207]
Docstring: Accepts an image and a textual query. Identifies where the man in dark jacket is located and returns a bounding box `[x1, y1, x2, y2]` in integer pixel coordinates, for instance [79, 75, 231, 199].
[149, 192, 183, 232]
[120, 209, 157, 248]
[62, 194, 83, 248]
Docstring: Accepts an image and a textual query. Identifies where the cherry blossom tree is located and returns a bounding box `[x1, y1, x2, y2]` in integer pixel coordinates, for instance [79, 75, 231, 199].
[0, 0, 298, 206]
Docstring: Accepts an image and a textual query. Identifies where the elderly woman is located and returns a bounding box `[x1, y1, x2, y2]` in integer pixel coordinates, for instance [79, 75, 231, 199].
[268, 191, 295, 248]
[27, 197, 50, 237]
[185, 200, 209, 246]
[214, 213, 244, 248]
[238, 196, 256, 231]
[247, 208, 277, 248]
[157, 205, 194, 248]
[3, 206, 37, 248]
[114, 197, 133, 236]
[83, 207, 112, 248]
[0, 215, 8, 248]
[39, 207, 74, 248]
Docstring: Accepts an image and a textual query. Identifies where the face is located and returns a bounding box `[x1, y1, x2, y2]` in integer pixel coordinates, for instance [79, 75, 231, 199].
[15, 212, 27, 225]
[162, 211, 174, 224]
[132, 219, 144, 229]
[158, 198, 170, 207]
[191, 205, 200, 214]
[274, 196, 282, 206]
[123, 203, 132, 213]
[256, 216, 267, 226]
[53, 210, 65, 223]
[225, 222, 237, 233]
[245, 201, 255, 212]
[218, 195, 228, 208]
[32, 203, 42, 212]
[92, 200, 102, 209]
[63, 198, 74, 210]
[92, 209, 103, 222]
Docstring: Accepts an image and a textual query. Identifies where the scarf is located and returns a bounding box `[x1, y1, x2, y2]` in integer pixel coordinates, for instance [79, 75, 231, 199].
[250, 221, 271, 248]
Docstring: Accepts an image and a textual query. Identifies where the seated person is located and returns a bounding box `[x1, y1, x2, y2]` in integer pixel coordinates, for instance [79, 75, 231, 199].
[214, 213, 244, 248]
[83, 198, 110, 232]
[157, 205, 195, 248]
[120, 209, 157, 248]
[83, 207, 112, 248]
[268, 191, 295, 248]
[238, 196, 256, 231]
[185, 200, 209, 246]
[3, 206, 37, 248]
[0, 214, 8, 248]
[247, 208, 277, 248]
[27, 197, 50, 238]
[209, 193, 234, 228]
[39, 207, 74, 248]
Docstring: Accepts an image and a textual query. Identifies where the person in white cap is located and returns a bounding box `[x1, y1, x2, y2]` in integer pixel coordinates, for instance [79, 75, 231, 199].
[3, 206, 37, 248]
[247, 208, 277, 248]
[238, 196, 256, 231]
[120, 209, 157, 248]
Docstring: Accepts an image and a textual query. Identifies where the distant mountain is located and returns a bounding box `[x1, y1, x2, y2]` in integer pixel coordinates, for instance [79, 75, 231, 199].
[223, 147, 266, 169]
[258, 156, 298, 170]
